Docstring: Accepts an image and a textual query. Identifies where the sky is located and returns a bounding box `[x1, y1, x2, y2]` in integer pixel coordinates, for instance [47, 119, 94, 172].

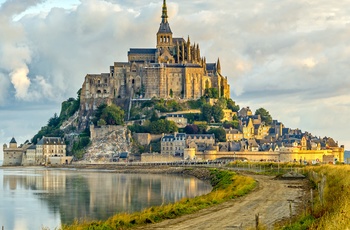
[0, 0, 349, 160]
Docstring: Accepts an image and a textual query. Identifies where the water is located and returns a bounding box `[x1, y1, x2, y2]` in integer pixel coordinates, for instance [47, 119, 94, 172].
[0, 168, 212, 230]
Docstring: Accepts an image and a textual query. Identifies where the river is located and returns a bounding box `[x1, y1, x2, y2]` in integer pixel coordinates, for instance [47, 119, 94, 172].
[0, 167, 212, 230]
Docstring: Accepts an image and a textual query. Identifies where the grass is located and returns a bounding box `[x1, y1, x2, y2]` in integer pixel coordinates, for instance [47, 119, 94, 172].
[62, 168, 256, 230]
[280, 165, 350, 230]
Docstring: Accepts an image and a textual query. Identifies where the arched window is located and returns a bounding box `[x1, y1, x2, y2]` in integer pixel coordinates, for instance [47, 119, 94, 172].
[97, 90, 101, 94]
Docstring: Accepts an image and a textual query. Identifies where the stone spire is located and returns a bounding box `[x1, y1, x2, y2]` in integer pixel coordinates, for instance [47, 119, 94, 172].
[158, 0, 172, 33]
[157, 0, 172, 48]
[162, 0, 168, 23]
[217, 58, 221, 74]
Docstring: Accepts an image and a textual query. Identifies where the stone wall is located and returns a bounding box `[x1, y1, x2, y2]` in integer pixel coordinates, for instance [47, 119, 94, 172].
[193, 148, 344, 163]
[141, 153, 181, 163]
[133, 133, 151, 146]
[90, 125, 126, 141]
[49, 156, 73, 165]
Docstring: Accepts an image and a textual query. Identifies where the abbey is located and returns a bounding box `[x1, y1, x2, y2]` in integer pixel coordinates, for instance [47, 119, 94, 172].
[80, 0, 230, 112]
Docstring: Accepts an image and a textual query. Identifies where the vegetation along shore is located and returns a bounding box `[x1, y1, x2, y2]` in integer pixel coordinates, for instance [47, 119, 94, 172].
[61, 167, 256, 230]
[56, 163, 350, 230]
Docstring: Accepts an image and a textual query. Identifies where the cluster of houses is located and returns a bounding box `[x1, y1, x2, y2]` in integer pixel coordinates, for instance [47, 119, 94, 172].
[142, 107, 344, 163]
[2, 137, 72, 166]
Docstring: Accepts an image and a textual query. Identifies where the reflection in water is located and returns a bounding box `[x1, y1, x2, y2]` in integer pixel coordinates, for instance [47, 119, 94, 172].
[0, 168, 212, 230]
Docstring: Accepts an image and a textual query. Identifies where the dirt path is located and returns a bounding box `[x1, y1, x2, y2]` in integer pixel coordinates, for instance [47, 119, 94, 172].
[138, 174, 307, 230]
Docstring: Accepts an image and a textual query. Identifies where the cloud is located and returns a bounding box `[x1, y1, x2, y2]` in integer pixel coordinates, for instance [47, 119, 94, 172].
[0, 0, 349, 152]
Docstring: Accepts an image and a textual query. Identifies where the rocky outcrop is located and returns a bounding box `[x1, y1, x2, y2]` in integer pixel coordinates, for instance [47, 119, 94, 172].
[84, 125, 132, 162]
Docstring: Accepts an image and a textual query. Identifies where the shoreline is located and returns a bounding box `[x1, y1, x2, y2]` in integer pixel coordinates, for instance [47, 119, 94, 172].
[1, 164, 214, 182]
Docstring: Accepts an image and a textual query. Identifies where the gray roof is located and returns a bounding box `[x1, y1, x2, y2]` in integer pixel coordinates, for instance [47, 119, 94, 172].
[158, 22, 172, 34]
[175, 133, 186, 138]
[10, 137, 17, 143]
[206, 63, 216, 71]
[162, 135, 174, 141]
[173, 37, 185, 44]
[37, 137, 64, 145]
[128, 48, 157, 55]
[187, 134, 215, 139]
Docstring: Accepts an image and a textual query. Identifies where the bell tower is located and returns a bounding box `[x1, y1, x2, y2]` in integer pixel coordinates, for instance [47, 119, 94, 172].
[157, 0, 173, 48]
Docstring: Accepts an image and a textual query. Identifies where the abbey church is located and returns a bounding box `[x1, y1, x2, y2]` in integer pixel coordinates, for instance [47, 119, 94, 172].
[80, 0, 230, 112]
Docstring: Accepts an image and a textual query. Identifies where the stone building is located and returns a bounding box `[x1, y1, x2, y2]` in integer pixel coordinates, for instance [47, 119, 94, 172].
[2, 138, 29, 166]
[80, 0, 230, 113]
[23, 145, 42, 165]
[161, 133, 186, 156]
[36, 137, 70, 165]
[165, 114, 188, 128]
[3, 137, 70, 166]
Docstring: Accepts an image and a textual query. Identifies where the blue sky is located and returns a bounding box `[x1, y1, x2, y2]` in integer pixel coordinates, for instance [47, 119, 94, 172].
[1, 0, 350, 160]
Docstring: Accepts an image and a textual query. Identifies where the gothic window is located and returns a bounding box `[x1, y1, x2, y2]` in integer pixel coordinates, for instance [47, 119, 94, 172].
[97, 90, 101, 94]
[103, 89, 107, 94]
[104, 79, 107, 83]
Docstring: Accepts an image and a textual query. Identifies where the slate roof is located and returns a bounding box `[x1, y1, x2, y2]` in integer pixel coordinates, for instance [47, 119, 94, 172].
[187, 134, 215, 139]
[158, 22, 172, 33]
[37, 137, 64, 145]
[175, 133, 186, 139]
[206, 63, 216, 71]
[173, 37, 185, 44]
[230, 142, 241, 151]
[128, 48, 157, 55]
[10, 137, 17, 143]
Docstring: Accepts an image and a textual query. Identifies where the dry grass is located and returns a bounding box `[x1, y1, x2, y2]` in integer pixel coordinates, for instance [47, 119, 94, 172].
[62, 168, 256, 230]
[282, 165, 350, 230]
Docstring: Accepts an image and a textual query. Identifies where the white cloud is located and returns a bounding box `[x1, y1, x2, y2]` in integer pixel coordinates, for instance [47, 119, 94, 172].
[0, 0, 349, 154]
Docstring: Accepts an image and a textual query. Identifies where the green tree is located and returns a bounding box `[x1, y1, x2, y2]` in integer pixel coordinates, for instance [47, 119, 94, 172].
[200, 104, 212, 122]
[204, 88, 219, 98]
[100, 104, 125, 125]
[216, 98, 227, 109]
[207, 128, 226, 142]
[48, 113, 60, 127]
[255, 107, 272, 125]
[149, 119, 178, 134]
[97, 119, 107, 126]
[212, 104, 224, 123]
[226, 98, 240, 112]
[150, 110, 159, 122]
[223, 120, 239, 129]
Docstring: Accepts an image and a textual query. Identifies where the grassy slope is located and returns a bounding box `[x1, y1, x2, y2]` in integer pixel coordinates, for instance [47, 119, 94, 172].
[283, 165, 350, 230]
[62, 168, 256, 230]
